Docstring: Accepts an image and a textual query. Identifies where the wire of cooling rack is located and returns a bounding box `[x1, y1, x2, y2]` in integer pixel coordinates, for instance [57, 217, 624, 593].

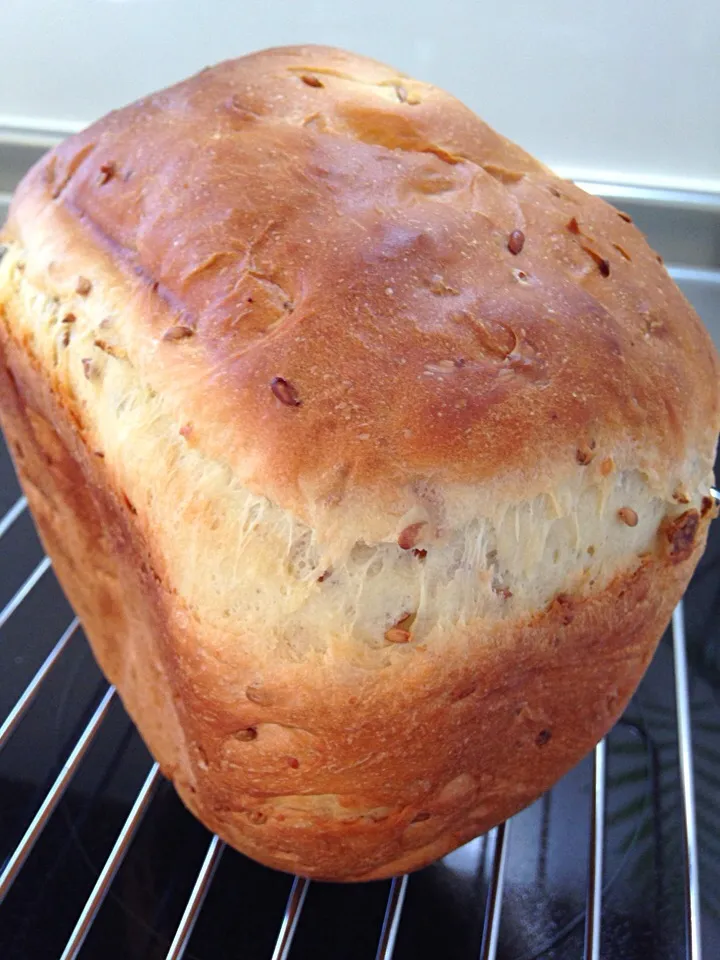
[60, 762, 163, 960]
[375, 875, 409, 960]
[165, 835, 226, 960]
[584, 739, 607, 960]
[0, 685, 116, 902]
[0, 488, 705, 959]
[480, 822, 511, 960]
[0, 496, 26, 539]
[0, 617, 79, 752]
[272, 876, 311, 960]
[673, 601, 703, 959]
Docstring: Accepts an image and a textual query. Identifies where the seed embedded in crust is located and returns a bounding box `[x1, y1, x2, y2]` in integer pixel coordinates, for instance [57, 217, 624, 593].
[246, 683, 272, 705]
[551, 592, 575, 625]
[270, 376, 301, 407]
[234, 727, 258, 742]
[385, 610, 416, 644]
[618, 211, 633, 223]
[301, 74, 324, 88]
[597, 257, 611, 277]
[581, 245, 611, 277]
[227, 94, 260, 120]
[508, 229, 525, 255]
[482, 162, 524, 184]
[612, 242, 632, 261]
[162, 324, 195, 342]
[61, 312, 76, 324]
[76, 276, 92, 296]
[567, 217, 580, 234]
[576, 443, 595, 465]
[398, 521, 425, 550]
[618, 507, 638, 527]
[664, 509, 700, 562]
[600, 456, 615, 477]
[672, 485, 691, 505]
[536, 729, 552, 746]
[81, 358, 95, 380]
[97, 161, 116, 185]
[93, 338, 127, 360]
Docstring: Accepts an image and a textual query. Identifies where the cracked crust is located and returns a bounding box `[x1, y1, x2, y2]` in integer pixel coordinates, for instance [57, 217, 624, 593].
[1, 45, 719, 880]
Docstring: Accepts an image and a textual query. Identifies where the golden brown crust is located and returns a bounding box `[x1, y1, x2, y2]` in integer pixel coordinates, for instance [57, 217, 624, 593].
[1, 45, 719, 881]
[4, 44, 719, 523]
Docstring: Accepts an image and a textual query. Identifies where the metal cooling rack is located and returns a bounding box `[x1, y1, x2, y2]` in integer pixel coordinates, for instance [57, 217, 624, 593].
[0, 487, 709, 960]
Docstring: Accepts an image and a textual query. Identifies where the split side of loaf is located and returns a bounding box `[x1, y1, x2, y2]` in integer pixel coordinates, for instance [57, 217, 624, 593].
[0, 45, 718, 880]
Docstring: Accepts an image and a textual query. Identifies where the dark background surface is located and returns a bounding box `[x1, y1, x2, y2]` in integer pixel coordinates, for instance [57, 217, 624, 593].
[1, 196, 720, 958]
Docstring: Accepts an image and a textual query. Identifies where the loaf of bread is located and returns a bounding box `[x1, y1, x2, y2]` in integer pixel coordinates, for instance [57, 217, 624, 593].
[1, 45, 718, 881]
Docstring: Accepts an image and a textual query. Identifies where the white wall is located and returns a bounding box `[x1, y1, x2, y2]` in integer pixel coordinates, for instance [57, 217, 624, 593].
[2, 0, 719, 192]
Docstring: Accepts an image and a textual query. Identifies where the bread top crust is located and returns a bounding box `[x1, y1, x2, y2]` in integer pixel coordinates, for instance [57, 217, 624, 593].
[5, 46, 718, 529]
